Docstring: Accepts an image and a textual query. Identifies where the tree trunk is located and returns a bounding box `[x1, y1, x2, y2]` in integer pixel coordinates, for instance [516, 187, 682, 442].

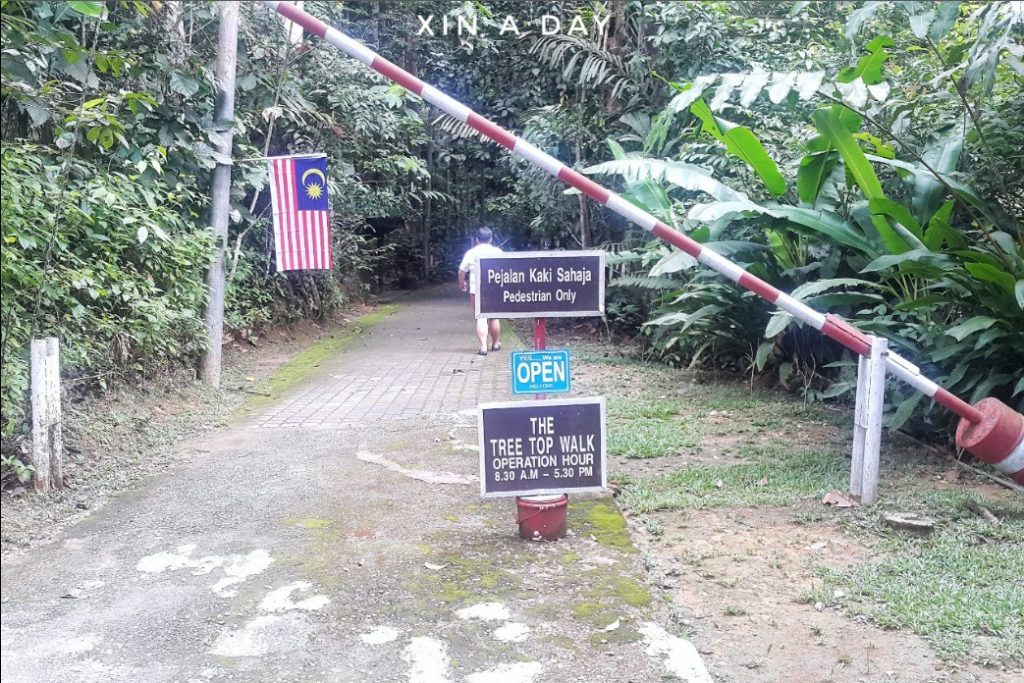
[604, 0, 628, 114]
[200, 2, 239, 388]
[578, 193, 592, 249]
[371, 1, 380, 47]
[423, 116, 434, 279]
[165, 1, 186, 39]
[164, 1, 187, 66]
[575, 134, 592, 248]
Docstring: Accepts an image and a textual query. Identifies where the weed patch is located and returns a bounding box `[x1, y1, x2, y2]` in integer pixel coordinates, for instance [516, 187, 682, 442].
[607, 397, 699, 459]
[828, 492, 1024, 662]
[572, 499, 636, 553]
[620, 446, 846, 512]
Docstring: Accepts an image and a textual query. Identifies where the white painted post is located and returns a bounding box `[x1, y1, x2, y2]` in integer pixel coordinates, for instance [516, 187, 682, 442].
[30, 339, 50, 492]
[30, 337, 63, 493]
[851, 336, 887, 505]
[45, 337, 64, 487]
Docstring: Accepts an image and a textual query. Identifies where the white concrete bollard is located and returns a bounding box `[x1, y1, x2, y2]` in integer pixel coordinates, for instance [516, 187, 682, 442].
[30, 337, 63, 492]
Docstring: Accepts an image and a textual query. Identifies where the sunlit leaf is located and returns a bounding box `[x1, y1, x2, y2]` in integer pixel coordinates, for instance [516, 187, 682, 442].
[68, 1, 104, 17]
[691, 100, 786, 196]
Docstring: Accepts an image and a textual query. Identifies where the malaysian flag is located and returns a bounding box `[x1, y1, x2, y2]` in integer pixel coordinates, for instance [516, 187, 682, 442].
[268, 154, 333, 271]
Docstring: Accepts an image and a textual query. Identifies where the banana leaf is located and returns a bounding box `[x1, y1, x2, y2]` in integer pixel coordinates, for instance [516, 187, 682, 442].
[812, 106, 912, 254]
[690, 99, 787, 196]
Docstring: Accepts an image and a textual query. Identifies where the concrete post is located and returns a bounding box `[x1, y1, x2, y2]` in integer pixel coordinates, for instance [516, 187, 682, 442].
[851, 336, 887, 505]
[30, 337, 63, 492]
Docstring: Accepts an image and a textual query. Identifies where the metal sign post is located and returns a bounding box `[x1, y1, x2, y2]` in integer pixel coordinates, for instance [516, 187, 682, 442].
[534, 318, 547, 401]
[850, 336, 887, 505]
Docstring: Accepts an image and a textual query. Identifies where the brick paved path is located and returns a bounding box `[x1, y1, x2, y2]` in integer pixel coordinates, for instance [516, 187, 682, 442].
[255, 284, 515, 427]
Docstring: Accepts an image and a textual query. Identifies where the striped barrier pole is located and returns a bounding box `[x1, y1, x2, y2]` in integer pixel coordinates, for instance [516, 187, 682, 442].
[262, 1, 1024, 483]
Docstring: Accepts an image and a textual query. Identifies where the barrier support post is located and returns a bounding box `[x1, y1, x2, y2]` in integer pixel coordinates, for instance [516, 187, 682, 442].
[851, 335, 887, 505]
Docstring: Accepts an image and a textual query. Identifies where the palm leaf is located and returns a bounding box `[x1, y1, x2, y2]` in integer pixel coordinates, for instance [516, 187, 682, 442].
[583, 157, 745, 201]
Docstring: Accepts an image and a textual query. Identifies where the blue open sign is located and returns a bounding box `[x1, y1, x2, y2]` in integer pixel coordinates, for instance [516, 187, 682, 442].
[511, 350, 571, 395]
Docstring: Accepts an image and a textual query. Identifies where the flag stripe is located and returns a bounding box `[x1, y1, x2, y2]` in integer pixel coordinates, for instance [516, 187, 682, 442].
[290, 161, 304, 269]
[282, 158, 293, 270]
[299, 208, 307, 270]
[285, 160, 301, 269]
[277, 158, 291, 270]
[269, 160, 284, 271]
[299, 168, 312, 269]
[311, 209, 321, 270]
[308, 208, 318, 270]
[324, 213, 333, 269]
[273, 158, 288, 270]
[283, 159, 294, 271]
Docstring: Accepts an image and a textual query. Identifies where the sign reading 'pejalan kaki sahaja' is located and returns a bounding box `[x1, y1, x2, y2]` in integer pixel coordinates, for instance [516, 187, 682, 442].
[474, 251, 605, 319]
[478, 398, 607, 498]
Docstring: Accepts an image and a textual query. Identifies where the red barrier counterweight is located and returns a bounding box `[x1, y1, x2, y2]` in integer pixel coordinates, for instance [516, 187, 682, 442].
[263, 1, 1024, 471]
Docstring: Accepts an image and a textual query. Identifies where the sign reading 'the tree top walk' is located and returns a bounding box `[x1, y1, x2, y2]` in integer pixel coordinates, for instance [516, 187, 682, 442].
[478, 398, 606, 498]
[475, 251, 605, 319]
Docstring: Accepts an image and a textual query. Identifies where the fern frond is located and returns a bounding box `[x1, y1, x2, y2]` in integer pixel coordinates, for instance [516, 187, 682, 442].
[610, 275, 680, 290]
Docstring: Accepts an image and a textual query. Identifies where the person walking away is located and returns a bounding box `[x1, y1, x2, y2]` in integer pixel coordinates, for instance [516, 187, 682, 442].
[458, 227, 503, 355]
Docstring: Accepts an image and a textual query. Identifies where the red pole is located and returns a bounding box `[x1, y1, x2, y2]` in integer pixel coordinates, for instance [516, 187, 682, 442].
[534, 318, 547, 401]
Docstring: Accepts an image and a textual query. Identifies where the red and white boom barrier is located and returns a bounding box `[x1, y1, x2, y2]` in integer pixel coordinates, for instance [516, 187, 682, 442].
[263, 1, 1024, 484]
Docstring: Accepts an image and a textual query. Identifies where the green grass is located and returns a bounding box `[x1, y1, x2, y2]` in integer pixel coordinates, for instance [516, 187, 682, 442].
[619, 445, 847, 512]
[824, 491, 1024, 662]
[607, 397, 681, 419]
[607, 397, 700, 459]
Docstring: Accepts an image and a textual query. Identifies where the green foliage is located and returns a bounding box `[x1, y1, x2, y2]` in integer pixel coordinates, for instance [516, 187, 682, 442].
[590, 3, 1023, 438]
[690, 98, 786, 196]
[1, 454, 34, 484]
[1, 0, 1021, 460]
[1, 144, 213, 430]
[0, 0, 431, 454]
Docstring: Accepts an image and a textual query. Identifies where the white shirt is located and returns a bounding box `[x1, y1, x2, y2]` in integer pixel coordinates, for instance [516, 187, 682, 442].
[459, 243, 503, 294]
